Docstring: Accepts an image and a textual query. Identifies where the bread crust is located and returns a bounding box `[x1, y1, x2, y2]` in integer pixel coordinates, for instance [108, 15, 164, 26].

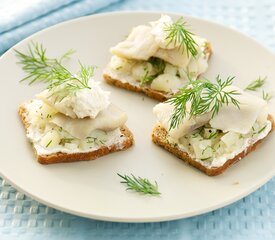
[103, 44, 212, 101]
[18, 103, 134, 164]
[151, 115, 275, 176]
[103, 74, 170, 101]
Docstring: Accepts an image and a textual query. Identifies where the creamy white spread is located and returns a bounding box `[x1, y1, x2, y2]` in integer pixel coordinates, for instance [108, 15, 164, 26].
[153, 88, 272, 168]
[105, 67, 140, 86]
[36, 79, 110, 119]
[170, 120, 272, 168]
[33, 128, 125, 155]
[24, 100, 126, 155]
[207, 121, 271, 167]
[106, 15, 210, 93]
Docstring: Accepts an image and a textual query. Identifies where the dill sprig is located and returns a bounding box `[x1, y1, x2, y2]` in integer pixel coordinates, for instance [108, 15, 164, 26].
[45, 140, 52, 148]
[262, 90, 273, 102]
[47, 61, 95, 101]
[15, 42, 95, 100]
[164, 17, 198, 57]
[86, 136, 106, 146]
[117, 173, 160, 195]
[257, 125, 267, 134]
[15, 42, 75, 84]
[59, 138, 74, 146]
[140, 57, 166, 85]
[245, 76, 266, 91]
[141, 71, 155, 85]
[148, 57, 166, 73]
[167, 76, 240, 130]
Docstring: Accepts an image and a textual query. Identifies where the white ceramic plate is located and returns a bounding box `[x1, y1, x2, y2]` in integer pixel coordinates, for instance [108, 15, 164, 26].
[0, 12, 275, 222]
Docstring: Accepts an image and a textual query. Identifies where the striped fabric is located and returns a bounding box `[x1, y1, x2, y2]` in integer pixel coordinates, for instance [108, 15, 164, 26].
[0, 0, 122, 54]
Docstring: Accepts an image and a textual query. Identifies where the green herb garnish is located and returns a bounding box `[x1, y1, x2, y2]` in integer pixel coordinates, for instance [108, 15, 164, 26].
[262, 90, 273, 102]
[47, 61, 95, 101]
[148, 57, 166, 73]
[140, 57, 166, 85]
[45, 140, 52, 148]
[15, 42, 74, 84]
[140, 68, 156, 85]
[117, 173, 160, 195]
[245, 76, 266, 91]
[167, 76, 240, 130]
[86, 137, 106, 146]
[59, 138, 74, 146]
[15, 42, 96, 101]
[207, 131, 219, 139]
[164, 17, 198, 57]
[257, 125, 267, 134]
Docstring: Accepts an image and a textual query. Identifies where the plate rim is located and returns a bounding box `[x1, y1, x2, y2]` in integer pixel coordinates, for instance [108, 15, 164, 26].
[1, 10, 274, 60]
[1, 11, 275, 223]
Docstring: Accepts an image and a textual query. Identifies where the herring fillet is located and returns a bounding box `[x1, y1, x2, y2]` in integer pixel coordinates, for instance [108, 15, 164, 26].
[51, 104, 128, 139]
[111, 25, 159, 60]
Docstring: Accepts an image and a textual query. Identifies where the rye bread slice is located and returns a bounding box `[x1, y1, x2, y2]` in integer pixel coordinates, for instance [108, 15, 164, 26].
[19, 103, 134, 164]
[103, 44, 212, 101]
[151, 115, 274, 176]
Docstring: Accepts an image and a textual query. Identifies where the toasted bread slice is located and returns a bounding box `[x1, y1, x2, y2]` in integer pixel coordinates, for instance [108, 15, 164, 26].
[152, 115, 274, 176]
[19, 104, 134, 164]
[104, 45, 212, 102]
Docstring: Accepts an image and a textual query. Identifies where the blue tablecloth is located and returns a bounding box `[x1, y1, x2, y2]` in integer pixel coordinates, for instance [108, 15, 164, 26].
[0, 0, 275, 239]
[0, 0, 121, 54]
